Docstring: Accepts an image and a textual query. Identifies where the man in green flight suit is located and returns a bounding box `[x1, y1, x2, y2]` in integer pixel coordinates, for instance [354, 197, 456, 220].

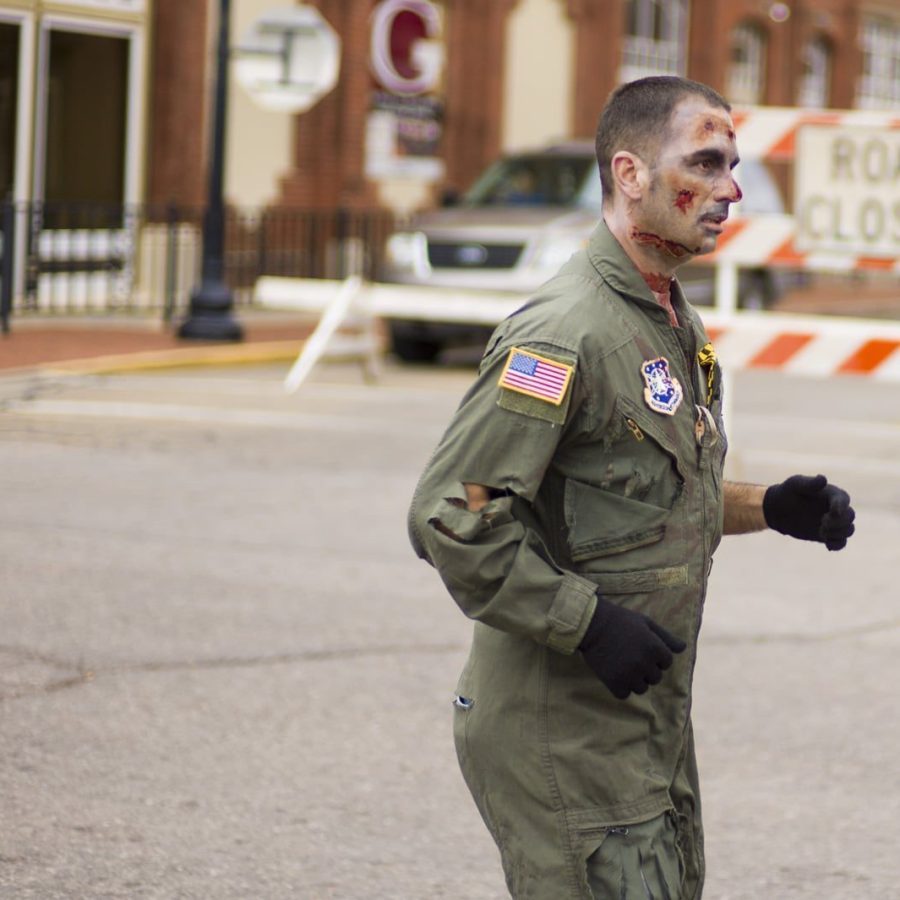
[408, 76, 856, 899]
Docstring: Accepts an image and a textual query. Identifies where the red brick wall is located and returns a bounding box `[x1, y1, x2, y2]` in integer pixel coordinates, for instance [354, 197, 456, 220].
[144, 0, 877, 213]
[566, 0, 624, 139]
[689, 0, 860, 108]
[275, 0, 521, 205]
[441, 0, 520, 193]
[146, 0, 210, 209]
[277, 0, 377, 209]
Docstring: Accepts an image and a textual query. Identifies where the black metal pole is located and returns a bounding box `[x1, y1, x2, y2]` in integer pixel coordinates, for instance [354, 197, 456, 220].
[178, 0, 243, 340]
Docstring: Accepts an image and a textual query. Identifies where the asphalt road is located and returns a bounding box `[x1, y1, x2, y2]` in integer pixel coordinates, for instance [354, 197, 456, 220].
[1, 359, 898, 899]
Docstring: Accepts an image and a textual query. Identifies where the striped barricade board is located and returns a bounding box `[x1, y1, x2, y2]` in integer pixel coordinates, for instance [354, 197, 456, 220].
[256, 277, 900, 382]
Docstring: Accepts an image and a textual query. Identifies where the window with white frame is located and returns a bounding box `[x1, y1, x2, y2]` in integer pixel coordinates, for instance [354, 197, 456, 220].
[857, 16, 900, 109]
[726, 21, 767, 105]
[619, 0, 688, 83]
[797, 35, 831, 108]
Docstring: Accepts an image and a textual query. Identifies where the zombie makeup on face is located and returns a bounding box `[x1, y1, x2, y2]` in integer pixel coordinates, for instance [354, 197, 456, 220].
[630, 228, 698, 258]
[674, 189, 696, 212]
[680, 148, 743, 202]
[700, 117, 736, 142]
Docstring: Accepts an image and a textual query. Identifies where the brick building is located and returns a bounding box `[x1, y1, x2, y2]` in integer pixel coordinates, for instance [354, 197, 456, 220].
[2, 0, 899, 213]
[166, 0, 900, 213]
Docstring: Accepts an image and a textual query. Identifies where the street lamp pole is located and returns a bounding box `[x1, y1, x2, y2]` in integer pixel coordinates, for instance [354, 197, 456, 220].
[179, 0, 243, 341]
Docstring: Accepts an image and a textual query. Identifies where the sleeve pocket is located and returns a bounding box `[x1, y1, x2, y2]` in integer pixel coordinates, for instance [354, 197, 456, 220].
[564, 477, 669, 560]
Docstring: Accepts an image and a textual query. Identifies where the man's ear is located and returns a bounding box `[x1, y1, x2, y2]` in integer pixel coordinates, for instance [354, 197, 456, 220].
[610, 151, 647, 202]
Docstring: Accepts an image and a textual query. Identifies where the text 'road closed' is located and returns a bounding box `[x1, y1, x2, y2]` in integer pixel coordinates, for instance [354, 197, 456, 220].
[795, 125, 900, 258]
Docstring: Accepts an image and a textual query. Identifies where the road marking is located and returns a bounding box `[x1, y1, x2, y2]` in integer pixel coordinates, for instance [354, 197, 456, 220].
[1, 398, 437, 435]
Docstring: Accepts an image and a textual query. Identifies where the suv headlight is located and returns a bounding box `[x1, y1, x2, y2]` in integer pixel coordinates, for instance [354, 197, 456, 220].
[529, 235, 588, 274]
[385, 231, 430, 278]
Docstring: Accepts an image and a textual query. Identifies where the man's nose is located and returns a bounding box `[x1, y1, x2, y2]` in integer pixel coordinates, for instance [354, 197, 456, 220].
[718, 176, 743, 203]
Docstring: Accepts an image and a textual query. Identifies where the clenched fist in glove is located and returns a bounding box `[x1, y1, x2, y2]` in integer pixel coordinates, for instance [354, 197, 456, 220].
[579, 594, 686, 700]
[763, 474, 856, 551]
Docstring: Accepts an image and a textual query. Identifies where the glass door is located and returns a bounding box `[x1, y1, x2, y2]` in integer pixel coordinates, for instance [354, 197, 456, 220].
[31, 22, 138, 309]
[42, 28, 129, 225]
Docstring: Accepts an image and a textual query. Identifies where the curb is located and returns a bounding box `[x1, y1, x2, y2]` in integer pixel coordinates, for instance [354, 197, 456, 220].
[1, 339, 307, 379]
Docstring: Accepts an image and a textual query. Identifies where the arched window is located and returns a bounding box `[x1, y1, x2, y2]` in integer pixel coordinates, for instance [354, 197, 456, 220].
[620, 0, 688, 82]
[857, 16, 900, 109]
[726, 21, 767, 105]
[797, 35, 832, 108]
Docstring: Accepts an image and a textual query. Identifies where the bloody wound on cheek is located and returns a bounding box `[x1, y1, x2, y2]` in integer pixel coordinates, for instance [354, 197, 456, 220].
[674, 190, 695, 212]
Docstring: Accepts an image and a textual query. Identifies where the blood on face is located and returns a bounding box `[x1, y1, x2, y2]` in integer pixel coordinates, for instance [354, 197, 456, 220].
[674, 189, 695, 212]
[630, 228, 697, 258]
[700, 117, 735, 142]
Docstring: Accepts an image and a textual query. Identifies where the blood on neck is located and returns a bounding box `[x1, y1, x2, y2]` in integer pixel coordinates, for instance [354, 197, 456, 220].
[640, 270, 679, 327]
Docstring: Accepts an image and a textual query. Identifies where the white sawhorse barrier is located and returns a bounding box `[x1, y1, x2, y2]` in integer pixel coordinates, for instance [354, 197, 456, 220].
[257, 276, 527, 392]
[256, 276, 900, 396]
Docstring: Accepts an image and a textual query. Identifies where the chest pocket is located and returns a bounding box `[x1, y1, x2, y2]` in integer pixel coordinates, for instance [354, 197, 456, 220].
[564, 394, 684, 562]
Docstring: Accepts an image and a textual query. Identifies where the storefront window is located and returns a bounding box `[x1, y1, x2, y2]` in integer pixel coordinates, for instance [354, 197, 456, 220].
[727, 21, 767, 105]
[620, 0, 687, 82]
[797, 35, 831, 108]
[857, 17, 900, 109]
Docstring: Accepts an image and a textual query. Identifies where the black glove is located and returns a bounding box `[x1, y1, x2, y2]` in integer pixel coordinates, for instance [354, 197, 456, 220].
[763, 474, 856, 551]
[578, 594, 687, 700]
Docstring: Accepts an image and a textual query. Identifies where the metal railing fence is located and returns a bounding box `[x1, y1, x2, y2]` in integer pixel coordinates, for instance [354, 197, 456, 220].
[0, 202, 399, 330]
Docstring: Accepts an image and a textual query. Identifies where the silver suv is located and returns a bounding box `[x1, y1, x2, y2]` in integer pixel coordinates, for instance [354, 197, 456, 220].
[381, 141, 788, 362]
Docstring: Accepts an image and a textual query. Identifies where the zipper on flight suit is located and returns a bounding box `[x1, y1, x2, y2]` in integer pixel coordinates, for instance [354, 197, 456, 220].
[625, 418, 645, 442]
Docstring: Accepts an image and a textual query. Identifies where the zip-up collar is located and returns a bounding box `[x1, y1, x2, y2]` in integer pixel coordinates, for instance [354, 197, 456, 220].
[583, 218, 697, 331]
[585, 219, 660, 308]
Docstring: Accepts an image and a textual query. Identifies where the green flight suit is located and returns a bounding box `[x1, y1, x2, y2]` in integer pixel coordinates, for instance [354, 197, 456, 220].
[408, 220, 727, 899]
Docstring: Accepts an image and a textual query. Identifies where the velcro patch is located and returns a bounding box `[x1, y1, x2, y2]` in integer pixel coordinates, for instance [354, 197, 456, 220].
[498, 348, 574, 406]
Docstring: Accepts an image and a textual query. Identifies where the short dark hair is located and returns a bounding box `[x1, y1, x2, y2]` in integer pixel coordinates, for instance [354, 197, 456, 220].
[595, 76, 731, 201]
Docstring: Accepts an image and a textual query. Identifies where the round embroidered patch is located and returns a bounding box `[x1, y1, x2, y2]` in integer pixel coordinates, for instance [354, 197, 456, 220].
[641, 356, 683, 416]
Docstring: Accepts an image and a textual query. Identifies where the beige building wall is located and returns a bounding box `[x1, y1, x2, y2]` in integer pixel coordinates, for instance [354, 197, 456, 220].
[225, 0, 294, 208]
[502, 0, 573, 152]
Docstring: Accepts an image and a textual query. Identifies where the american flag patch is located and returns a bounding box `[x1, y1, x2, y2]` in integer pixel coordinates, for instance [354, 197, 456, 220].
[498, 348, 574, 405]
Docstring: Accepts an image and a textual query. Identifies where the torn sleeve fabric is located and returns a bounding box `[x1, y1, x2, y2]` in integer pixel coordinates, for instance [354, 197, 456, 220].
[409, 332, 599, 654]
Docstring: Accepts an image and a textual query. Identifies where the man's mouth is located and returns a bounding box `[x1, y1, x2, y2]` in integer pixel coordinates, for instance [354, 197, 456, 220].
[700, 213, 727, 233]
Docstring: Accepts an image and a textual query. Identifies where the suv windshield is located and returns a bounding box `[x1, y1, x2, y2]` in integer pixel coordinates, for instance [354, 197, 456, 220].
[463, 154, 600, 208]
[459, 152, 781, 216]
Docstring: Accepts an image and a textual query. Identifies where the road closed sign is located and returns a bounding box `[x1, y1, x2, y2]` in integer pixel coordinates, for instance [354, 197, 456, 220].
[795, 125, 900, 259]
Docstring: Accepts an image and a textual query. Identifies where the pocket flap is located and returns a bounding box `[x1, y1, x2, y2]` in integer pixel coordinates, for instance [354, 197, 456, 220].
[565, 478, 669, 560]
[589, 566, 689, 594]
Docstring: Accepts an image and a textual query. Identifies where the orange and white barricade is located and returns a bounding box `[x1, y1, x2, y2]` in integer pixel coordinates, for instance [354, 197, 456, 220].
[705, 106, 900, 312]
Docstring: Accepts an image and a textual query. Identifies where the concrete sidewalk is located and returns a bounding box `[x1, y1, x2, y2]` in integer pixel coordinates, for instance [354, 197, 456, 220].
[0, 313, 317, 375]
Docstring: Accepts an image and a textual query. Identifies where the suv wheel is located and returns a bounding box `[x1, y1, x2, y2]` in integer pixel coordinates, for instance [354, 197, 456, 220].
[390, 330, 444, 363]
